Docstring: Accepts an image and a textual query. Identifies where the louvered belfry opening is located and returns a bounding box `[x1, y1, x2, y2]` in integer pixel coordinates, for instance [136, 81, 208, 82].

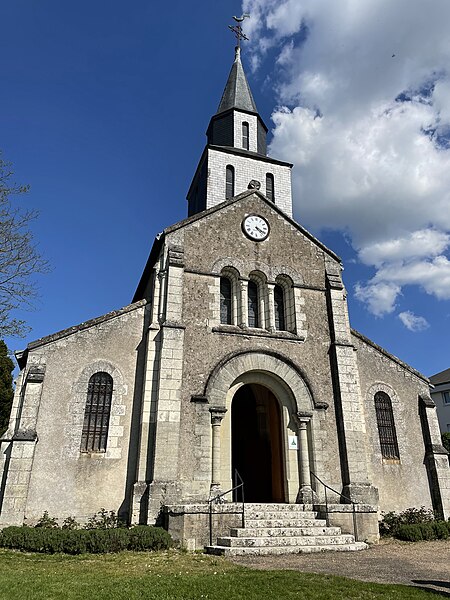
[81, 372, 113, 452]
[374, 391, 400, 459]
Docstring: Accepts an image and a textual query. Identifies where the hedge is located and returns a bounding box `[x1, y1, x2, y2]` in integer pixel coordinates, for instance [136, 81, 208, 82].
[0, 525, 172, 554]
[395, 520, 450, 542]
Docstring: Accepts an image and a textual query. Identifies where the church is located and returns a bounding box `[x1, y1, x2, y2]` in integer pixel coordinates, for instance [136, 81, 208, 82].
[1, 36, 449, 553]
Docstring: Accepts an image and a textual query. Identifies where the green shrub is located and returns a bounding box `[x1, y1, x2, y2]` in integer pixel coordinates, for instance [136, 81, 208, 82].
[395, 520, 450, 542]
[0, 525, 172, 554]
[84, 508, 125, 530]
[62, 516, 79, 530]
[35, 511, 59, 529]
[442, 432, 450, 453]
[128, 525, 173, 551]
[379, 506, 434, 536]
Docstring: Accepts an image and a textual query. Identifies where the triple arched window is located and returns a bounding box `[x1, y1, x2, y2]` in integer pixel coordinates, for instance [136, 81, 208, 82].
[81, 372, 113, 453]
[219, 268, 296, 333]
[374, 391, 400, 459]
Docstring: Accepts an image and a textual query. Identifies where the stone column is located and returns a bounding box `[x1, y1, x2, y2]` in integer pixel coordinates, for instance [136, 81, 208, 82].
[295, 411, 314, 504]
[267, 283, 275, 332]
[209, 407, 227, 498]
[238, 280, 248, 327]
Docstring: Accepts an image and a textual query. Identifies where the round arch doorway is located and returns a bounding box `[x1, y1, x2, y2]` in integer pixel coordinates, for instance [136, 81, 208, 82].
[232, 383, 285, 503]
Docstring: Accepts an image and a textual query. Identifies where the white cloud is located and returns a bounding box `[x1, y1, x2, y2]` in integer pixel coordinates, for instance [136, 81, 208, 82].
[242, 0, 450, 317]
[398, 311, 430, 332]
[354, 282, 400, 317]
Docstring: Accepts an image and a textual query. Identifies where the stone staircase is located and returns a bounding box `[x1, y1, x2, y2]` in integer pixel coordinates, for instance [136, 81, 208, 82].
[206, 503, 367, 556]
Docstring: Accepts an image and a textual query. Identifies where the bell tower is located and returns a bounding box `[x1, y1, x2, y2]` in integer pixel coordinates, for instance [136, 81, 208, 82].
[187, 25, 293, 218]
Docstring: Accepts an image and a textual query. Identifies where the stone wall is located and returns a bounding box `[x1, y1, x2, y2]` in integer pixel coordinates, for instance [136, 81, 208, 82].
[0, 302, 147, 526]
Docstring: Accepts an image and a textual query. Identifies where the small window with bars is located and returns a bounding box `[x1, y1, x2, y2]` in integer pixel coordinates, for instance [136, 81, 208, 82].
[374, 391, 400, 460]
[226, 165, 235, 199]
[242, 122, 249, 150]
[81, 372, 113, 453]
[266, 173, 274, 202]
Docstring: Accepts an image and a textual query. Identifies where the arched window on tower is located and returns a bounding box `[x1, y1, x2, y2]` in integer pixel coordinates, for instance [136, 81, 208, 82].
[266, 173, 274, 202]
[374, 391, 400, 459]
[274, 284, 286, 331]
[226, 165, 235, 199]
[81, 372, 113, 452]
[242, 122, 249, 150]
[220, 276, 232, 325]
[248, 280, 259, 328]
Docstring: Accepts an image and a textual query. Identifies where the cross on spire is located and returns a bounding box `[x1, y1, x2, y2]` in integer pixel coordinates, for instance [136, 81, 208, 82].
[228, 14, 250, 49]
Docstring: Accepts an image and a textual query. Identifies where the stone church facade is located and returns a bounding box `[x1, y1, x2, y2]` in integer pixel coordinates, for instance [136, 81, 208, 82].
[1, 46, 449, 546]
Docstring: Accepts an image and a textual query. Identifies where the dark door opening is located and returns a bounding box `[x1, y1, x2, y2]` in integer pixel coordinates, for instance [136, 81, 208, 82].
[232, 383, 285, 502]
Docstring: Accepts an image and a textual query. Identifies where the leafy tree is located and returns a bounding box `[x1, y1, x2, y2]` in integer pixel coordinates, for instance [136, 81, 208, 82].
[0, 152, 48, 337]
[0, 340, 14, 436]
[442, 432, 450, 453]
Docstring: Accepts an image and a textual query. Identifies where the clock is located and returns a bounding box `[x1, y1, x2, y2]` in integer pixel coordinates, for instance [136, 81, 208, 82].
[242, 214, 270, 241]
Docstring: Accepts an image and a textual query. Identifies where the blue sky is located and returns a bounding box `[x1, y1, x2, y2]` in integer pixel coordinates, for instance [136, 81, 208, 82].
[2, 0, 450, 377]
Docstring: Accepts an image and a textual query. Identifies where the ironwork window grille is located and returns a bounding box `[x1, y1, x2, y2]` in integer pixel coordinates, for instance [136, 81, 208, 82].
[81, 372, 113, 452]
[220, 277, 232, 324]
[248, 280, 259, 328]
[374, 391, 400, 459]
[274, 284, 286, 331]
[226, 165, 235, 199]
[242, 122, 249, 150]
[266, 173, 274, 202]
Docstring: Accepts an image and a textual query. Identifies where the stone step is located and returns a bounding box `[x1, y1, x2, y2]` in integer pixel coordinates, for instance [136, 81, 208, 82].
[206, 542, 368, 556]
[244, 510, 318, 520]
[243, 518, 327, 528]
[216, 534, 355, 547]
[229, 526, 342, 538]
[244, 503, 316, 514]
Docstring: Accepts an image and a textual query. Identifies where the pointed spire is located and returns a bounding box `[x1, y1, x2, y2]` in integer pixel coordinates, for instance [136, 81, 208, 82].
[216, 46, 258, 115]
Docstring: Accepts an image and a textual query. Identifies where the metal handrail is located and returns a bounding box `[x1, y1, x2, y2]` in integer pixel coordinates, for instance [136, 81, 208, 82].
[310, 471, 358, 541]
[207, 469, 245, 546]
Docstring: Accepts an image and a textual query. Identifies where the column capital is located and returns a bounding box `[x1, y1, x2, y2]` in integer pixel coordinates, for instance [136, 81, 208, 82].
[209, 406, 227, 425]
[294, 411, 313, 427]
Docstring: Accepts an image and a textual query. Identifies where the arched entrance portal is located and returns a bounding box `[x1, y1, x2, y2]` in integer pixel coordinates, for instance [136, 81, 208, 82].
[232, 383, 285, 502]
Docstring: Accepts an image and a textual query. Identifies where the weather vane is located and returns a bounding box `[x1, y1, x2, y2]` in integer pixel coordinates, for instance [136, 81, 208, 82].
[228, 14, 250, 49]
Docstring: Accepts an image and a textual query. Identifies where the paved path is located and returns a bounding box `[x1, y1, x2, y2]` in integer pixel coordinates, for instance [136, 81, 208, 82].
[230, 539, 450, 596]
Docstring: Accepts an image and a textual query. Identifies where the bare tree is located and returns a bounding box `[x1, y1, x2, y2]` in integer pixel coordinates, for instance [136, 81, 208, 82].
[0, 153, 48, 337]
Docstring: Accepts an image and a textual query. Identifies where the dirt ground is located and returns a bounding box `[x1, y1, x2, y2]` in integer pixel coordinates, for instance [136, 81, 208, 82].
[230, 538, 450, 596]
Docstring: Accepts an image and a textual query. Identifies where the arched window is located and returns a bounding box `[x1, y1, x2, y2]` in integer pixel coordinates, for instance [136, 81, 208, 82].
[81, 372, 113, 452]
[226, 165, 235, 199]
[220, 276, 232, 325]
[266, 173, 274, 202]
[248, 280, 259, 328]
[274, 284, 286, 331]
[242, 122, 249, 150]
[374, 391, 400, 459]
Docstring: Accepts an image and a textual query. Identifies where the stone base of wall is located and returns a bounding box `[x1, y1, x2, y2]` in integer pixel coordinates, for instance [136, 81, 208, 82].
[315, 503, 379, 544]
[164, 503, 243, 550]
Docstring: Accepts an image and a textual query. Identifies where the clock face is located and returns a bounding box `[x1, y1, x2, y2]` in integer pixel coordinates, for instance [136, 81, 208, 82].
[242, 214, 270, 241]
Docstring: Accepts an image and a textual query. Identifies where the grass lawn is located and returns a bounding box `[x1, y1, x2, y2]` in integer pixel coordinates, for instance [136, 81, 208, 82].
[0, 549, 443, 600]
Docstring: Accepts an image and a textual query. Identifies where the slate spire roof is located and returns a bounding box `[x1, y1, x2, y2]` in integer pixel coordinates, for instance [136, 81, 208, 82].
[216, 46, 258, 115]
